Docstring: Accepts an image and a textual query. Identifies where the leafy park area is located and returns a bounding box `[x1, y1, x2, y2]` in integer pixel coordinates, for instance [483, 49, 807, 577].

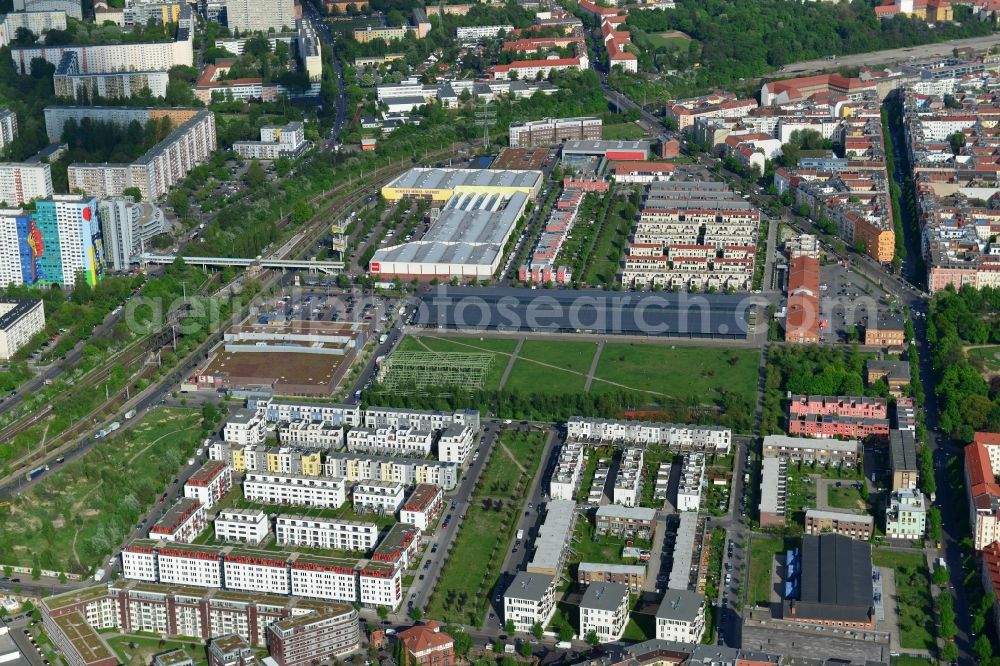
[0, 407, 213, 576]
[426, 431, 545, 626]
[928, 286, 1000, 440]
[107, 635, 209, 666]
[369, 339, 757, 432]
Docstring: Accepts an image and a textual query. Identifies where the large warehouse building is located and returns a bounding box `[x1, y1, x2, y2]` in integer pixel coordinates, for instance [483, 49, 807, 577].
[372, 169, 544, 280]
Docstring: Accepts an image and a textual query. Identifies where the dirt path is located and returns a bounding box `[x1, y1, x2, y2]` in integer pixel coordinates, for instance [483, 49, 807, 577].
[126, 424, 199, 466]
[497, 441, 526, 475]
[498, 338, 525, 391]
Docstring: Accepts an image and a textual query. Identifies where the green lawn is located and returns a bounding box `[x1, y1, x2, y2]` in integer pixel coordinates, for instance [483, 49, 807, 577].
[968, 345, 1000, 373]
[747, 535, 785, 607]
[547, 601, 579, 639]
[591, 344, 758, 403]
[622, 610, 655, 641]
[827, 484, 865, 511]
[392, 335, 519, 390]
[478, 431, 545, 499]
[644, 30, 694, 51]
[602, 122, 647, 141]
[108, 635, 208, 666]
[426, 431, 546, 626]
[503, 340, 594, 395]
[873, 549, 935, 650]
[0, 407, 204, 575]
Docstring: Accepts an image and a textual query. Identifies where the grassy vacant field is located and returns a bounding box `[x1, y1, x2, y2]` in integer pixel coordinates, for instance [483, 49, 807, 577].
[645, 30, 694, 51]
[592, 344, 758, 403]
[873, 549, 935, 650]
[392, 335, 519, 390]
[504, 340, 592, 395]
[602, 122, 648, 141]
[108, 635, 209, 666]
[747, 535, 785, 607]
[0, 408, 203, 575]
[968, 345, 1000, 374]
[426, 431, 546, 626]
[827, 484, 865, 511]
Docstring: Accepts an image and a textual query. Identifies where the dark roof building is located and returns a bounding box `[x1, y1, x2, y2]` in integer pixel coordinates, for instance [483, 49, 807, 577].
[783, 534, 874, 628]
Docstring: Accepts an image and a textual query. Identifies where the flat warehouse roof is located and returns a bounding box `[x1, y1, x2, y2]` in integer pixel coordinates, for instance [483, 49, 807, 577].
[385, 168, 543, 192]
[411, 287, 755, 339]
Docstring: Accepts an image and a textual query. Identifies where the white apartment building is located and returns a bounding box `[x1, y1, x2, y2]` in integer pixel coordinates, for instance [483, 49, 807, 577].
[233, 122, 309, 160]
[321, 452, 459, 490]
[346, 427, 434, 457]
[676, 452, 705, 512]
[53, 53, 170, 100]
[157, 548, 224, 588]
[885, 488, 927, 540]
[0, 10, 65, 47]
[98, 198, 169, 271]
[289, 560, 359, 603]
[252, 398, 361, 427]
[579, 582, 630, 644]
[438, 425, 477, 464]
[149, 497, 206, 543]
[278, 420, 344, 449]
[275, 515, 379, 551]
[223, 552, 291, 595]
[183, 460, 232, 509]
[503, 572, 556, 634]
[613, 447, 643, 507]
[224, 408, 267, 446]
[362, 407, 480, 432]
[0, 110, 16, 150]
[352, 480, 405, 514]
[0, 163, 52, 205]
[0, 299, 44, 360]
[10, 33, 193, 75]
[566, 417, 731, 453]
[214, 509, 270, 545]
[13, 0, 80, 19]
[655, 590, 705, 643]
[225, 0, 294, 33]
[399, 484, 443, 532]
[358, 563, 403, 608]
[550, 441, 585, 501]
[120, 544, 158, 581]
[456, 25, 513, 41]
[243, 472, 346, 509]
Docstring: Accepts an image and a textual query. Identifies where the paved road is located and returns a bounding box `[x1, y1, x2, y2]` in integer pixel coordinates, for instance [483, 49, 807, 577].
[776, 34, 1000, 77]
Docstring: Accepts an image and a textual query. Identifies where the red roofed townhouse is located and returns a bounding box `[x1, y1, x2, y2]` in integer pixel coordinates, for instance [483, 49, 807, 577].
[610, 160, 675, 184]
[489, 55, 588, 80]
[183, 460, 233, 509]
[760, 73, 878, 106]
[785, 255, 820, 343]
[577, 0, 620, 17]
[966, 432, 1000, 550]
[397, 622, 455, 666]
[874, 0, 953, 21]
[666, 92, 758, 131]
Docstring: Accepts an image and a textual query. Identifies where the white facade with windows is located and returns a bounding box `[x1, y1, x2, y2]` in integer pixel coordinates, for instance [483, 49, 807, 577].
[275, 515, 378, 551]
[289, 562, 359, 603]
[346, 427, 433, 456]
[0, 299, 44, 360]
[224, 408, 267, 446]
[456, 25, 513, 42]
[655, 590, 705, 643]
[0, 163, 52, 205]
[438, 425, 476, 464]
[352, 480, 405, 514]
[223, 555, 291, 595]
[157, 550, 224, 588]
[215, 509, 270, 545]
[579, 583, 630, 643]
[676, 452, 705, 512]
[885, 488, 927, 540]
[503, 572, 556, 634]
[252, 398, 361, 427]
[183, 461, 232, 510]
[243, 472, 346, 509]
[121, 546, 158, 581]
[358, 565, 403, 609]
[550, 441, 585, 501]
[0, 110, 16, 149]
[278, 420, 344, 449]
[321, 452, 459, 490]
[362, 407, 480, 432]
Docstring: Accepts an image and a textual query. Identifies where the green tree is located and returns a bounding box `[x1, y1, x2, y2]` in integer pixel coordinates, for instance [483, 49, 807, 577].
[410, 606, 423, 620]
[932, 566, 949, 586]
[940, 641, 958, 662]
[244, 160, 266, 188]
[30, 565, 40, 580]
[377, 605, 389, 620]
[122, 187, 143, 201]
[504, 620, 515, 634]
[531, 622, 543, 639]
[519, 642, 532, 658]
[973, 635, 993, 661]
[585, 631, 599, 646]
[557, 624, 573, 641]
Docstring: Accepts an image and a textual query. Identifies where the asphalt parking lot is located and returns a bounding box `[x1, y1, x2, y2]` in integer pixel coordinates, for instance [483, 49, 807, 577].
[819, 262, 897, 344]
